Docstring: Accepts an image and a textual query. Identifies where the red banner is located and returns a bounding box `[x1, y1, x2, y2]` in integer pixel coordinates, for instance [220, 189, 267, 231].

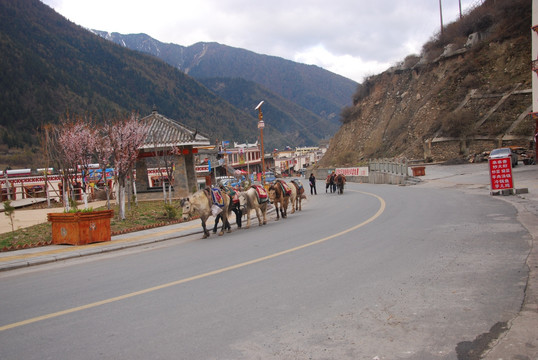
[335, 167, 369, 176]
[489, 158, 513, 191]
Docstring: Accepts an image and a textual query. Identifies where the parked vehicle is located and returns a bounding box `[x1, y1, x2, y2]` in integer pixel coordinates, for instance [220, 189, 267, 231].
[488, 147, 518, 167]
[216, 176, 238, 187]
[264, 171, 276, 182]
[521, 149, 535, 165]
[509, 146, 536, 165]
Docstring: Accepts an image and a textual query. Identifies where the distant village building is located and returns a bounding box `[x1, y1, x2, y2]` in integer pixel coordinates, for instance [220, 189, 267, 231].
[214, 141, 265, 179]
[196, 141, 325, 182]
[273, 146, 326, 176]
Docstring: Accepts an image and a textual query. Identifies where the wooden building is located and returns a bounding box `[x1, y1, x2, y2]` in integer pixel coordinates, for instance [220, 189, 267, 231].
[135, 109, 210, 198]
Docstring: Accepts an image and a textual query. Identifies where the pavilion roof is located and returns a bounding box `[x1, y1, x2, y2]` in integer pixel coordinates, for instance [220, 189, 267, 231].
[140, 110, 210, 150]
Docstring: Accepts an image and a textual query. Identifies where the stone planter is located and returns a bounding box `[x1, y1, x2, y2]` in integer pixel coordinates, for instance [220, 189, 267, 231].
[47, 210, 114, 245]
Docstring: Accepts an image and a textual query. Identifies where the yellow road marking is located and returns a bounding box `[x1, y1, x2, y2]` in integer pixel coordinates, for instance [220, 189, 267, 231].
[0, 190, 385, 332]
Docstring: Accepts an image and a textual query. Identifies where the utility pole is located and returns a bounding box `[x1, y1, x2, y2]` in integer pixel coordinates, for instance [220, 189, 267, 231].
[439, 0, 444, 36]
[255, 101, 265, 185]
[246, 140, 250, 180]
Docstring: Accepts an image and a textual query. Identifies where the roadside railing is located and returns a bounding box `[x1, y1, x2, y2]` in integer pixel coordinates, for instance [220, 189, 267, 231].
[368, 158, 409, 185]
[0, 177, 108, 203]
[369, 158, 409, 176]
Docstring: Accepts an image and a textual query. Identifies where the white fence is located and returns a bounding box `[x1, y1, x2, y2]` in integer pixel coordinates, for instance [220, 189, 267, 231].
[368, 158, 409, 185]
[368, 158, 408, 176]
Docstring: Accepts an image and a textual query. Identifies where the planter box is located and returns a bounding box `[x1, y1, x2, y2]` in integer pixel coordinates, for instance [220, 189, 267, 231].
[48, 210, 114, 245]
[411, 166, 426, 177]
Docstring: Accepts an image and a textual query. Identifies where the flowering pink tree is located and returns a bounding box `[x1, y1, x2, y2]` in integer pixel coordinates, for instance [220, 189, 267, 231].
[48, 116, 97, 210]
[108, 113, 149, 220]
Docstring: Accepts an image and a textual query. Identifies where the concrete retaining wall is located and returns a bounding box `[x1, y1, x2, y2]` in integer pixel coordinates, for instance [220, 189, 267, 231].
[311, 168, 407, 186]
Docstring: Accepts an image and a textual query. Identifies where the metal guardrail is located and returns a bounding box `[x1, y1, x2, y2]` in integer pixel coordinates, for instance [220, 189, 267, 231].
[369, 158, 409, 176]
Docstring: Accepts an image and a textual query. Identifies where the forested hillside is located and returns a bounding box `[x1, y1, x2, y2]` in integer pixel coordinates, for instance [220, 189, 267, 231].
[197, 77, 337, 146]
[92, 32, 357, 128]
[0, 0, 293, 167]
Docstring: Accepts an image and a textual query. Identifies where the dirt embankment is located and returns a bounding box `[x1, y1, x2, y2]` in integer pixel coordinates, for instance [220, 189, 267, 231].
[320, 1, 532, 168]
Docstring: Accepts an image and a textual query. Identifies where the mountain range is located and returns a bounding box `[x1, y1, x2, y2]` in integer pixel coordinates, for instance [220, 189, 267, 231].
[0, 0, 358, 170]
[92, 31, 357, 146]
[92, 32, 356, 122]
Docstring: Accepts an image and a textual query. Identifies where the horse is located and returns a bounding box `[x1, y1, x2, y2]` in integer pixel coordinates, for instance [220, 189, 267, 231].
[213, 185, 242, 233]
[289, 179, 305, 212]
[267, 181, 290, 220]
[237, 185, 268, 228]
[286, 180, 298, 214]
[180, 187, 231, 238]
[335, 174, 346, 194]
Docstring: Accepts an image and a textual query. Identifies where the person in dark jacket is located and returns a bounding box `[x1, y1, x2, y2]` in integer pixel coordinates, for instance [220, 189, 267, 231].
[309, 173, 317, 195]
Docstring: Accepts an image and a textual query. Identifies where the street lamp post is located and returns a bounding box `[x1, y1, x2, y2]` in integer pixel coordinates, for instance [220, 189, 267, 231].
[255, 101, 265, 185]
[245, 140, 250, 180]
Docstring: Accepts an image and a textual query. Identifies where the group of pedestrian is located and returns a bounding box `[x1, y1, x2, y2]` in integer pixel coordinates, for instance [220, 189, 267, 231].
[325, 171, 338, 193]
[309, 171, 345, 194]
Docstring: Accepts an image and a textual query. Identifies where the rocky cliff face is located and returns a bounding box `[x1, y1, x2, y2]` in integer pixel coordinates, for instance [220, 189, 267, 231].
[319, 0, 532, 167]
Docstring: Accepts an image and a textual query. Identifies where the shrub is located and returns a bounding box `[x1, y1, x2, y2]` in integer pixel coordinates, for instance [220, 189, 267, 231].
[340, 106, 361, 124]
[441, 110, 475, 137]
[65, 207, 94, 213]
[336, 151, 357, 166]
[164, 203, 178, 219]
[402, 55, 420, 69]
[352, 77, 376, 105]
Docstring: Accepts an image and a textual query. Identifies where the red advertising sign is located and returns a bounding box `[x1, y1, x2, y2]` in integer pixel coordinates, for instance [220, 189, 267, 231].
[489, 158, 513, 191]
[195, 165, 209, 173]
[335, 167, 369, 176]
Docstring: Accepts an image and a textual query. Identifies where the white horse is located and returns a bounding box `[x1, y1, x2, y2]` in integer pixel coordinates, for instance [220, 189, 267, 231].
[238, 185, 268, 228]
[180, 188, 231, 238]
[289, 179, 305, 212]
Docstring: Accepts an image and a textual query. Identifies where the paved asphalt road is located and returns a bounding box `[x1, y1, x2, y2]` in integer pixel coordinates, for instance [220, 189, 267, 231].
[1, 163, 536, 359]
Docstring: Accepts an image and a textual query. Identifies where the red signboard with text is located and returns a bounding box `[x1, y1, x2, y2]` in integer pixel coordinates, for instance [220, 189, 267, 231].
[489, 158, 513, 191]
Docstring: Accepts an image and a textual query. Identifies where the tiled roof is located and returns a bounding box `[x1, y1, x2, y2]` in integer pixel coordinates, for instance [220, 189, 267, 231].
[140, 111, 210, 149]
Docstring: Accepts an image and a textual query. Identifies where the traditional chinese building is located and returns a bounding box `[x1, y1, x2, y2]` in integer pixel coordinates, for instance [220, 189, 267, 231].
[135, 109, 211, 198]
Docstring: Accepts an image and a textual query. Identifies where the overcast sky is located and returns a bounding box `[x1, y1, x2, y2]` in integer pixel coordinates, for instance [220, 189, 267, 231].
[41, 0, 480, 83]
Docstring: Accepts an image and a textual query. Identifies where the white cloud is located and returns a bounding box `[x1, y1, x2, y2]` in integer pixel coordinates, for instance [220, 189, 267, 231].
[41, 0, 479, 83]
[293, 45, 390, 83]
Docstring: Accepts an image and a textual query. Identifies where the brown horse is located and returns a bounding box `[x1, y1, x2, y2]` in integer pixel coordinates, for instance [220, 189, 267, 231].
[290, 179, 305, 211]
[267, 181, 290, 220]
[180, 188, 231, 238]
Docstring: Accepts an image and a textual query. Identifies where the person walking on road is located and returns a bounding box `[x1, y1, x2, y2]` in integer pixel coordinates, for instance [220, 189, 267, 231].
[309, 173, 317, 195]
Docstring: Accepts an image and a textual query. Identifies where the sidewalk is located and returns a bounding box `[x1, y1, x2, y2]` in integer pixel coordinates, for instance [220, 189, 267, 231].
[0, 211, 212, 271]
